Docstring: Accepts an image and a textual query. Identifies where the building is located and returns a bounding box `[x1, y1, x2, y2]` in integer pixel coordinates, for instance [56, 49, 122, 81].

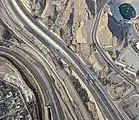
[115, 44, 139, 76]
[109, 0, 139, 22]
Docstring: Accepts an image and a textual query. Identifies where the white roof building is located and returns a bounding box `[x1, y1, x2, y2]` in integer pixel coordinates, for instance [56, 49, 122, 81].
[115, 45, 139, 76]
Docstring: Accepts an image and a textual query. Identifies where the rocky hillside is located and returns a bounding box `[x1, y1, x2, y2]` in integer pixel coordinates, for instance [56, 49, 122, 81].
[24, 0, 107, 59]
[40, 0, 95, 45]
[25, 0, 108, 76]
[38, 0, 96, 62]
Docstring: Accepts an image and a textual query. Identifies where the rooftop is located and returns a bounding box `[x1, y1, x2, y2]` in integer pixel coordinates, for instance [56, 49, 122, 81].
[109, 0, 139, 21]
[116, 45, 139, 75]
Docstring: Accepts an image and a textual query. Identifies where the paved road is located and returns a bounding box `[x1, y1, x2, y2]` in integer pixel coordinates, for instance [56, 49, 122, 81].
[0, 2, 91, 120]
[0, 47, 65, 120]
[90, 0, 138, 120]
[1, 0, 125, 120]
[91, 0, 138, 97]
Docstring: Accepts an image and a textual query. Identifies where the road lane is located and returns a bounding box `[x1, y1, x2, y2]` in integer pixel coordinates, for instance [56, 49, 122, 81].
[0, 47, 65, 120]
[1, 0, 125, 119]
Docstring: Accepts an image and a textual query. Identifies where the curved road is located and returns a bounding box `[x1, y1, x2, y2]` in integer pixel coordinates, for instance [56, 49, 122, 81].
[91, 0, 138, 94]
[0, 47, 65, 120]
[1, 0, 126, 120]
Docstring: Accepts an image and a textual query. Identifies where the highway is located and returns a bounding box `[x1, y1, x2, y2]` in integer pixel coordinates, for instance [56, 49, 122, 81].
[0, 4, 91, 119]
[0, 47, 65, 120]
[1, 0, 126, 120]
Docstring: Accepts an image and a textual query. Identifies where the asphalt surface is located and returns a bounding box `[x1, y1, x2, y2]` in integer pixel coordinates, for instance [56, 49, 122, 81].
[1, 0, 127, 120]
[90, 0, 138, 120]
[10, 0, 119, 119]
[91, 0, 139, 100]
[0, 47, 65, 120]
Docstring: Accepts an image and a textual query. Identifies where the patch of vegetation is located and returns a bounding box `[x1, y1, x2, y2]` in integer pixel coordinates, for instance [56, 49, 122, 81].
[70, 75, 98, 119]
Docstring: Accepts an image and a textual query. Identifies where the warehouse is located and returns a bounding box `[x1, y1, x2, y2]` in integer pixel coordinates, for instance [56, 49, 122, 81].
[115, 45, 139, 76]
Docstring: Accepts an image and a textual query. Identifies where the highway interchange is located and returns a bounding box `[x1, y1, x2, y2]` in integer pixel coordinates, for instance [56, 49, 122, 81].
[0, 46, 65, 120]
[0, 0, 135, 120]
